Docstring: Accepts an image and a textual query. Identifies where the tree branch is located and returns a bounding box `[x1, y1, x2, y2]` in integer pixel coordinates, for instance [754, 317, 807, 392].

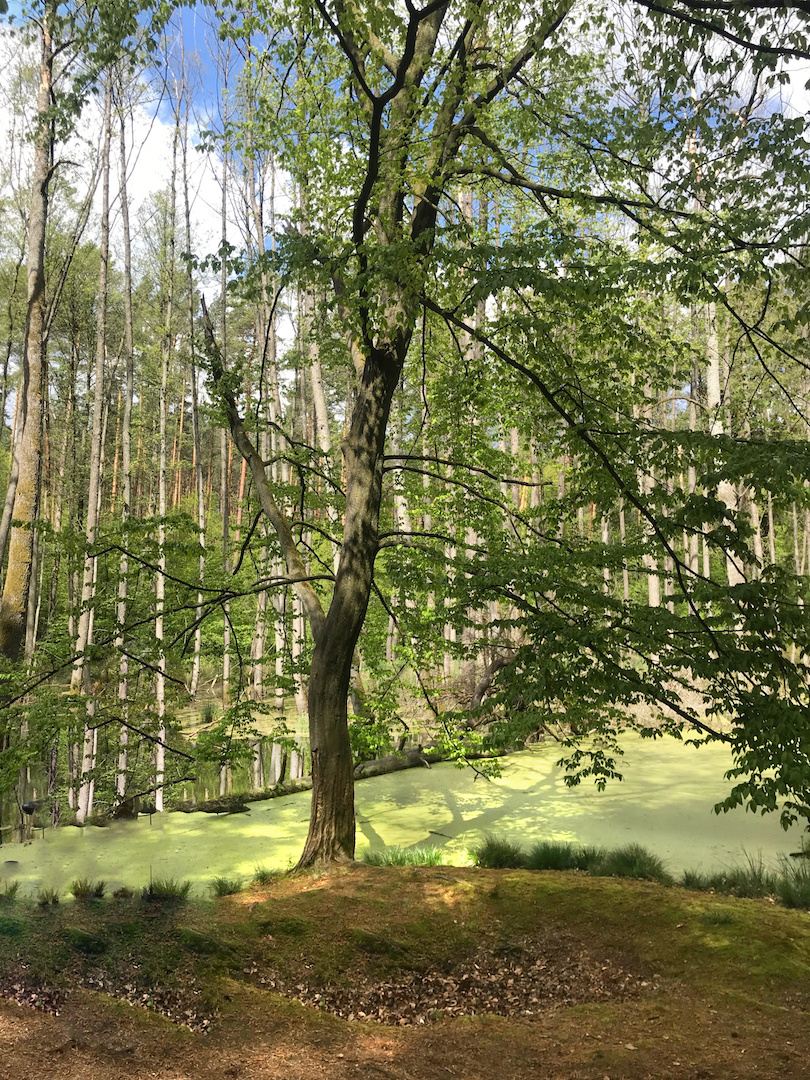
[200, 297, 327, 643]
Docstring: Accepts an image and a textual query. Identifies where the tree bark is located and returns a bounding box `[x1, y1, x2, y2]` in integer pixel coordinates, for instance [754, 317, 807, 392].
[115, 79, 134, 799]
[74, 75, 113, 821]
[0, 7, 53, 660]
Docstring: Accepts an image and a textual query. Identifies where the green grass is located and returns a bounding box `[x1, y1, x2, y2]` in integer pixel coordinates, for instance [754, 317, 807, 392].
[0, 880, 20, 903]
[37, 887, 59, 906]
[471, 835, 527, 869]
[474, 836, 671, 881]
[253, 865, 281, 885]
[211, 875, 243, 897]
[680, 853, 779, 899]
[0, 915, 23, 937]
[361, 845, 448, 867]
[64, 927, 107, 954]
[776, 857, 810, 909]
[592, 843, 674, 884]
[1, 863, 810, 1079]
[526, 841, 605, 872]
[143, 878, 191, 902]
[69, 877, 106, 900]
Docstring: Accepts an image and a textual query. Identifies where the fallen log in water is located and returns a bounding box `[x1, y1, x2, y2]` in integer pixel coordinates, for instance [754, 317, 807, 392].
[177, 746, 505, 814]
[353, 745, 505, 780]
[177, 777, 313, 814]
[353, 748, 444, 779]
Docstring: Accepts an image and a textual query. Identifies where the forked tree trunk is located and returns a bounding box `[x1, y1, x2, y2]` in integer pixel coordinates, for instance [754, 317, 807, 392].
[203, 294, 403, 865]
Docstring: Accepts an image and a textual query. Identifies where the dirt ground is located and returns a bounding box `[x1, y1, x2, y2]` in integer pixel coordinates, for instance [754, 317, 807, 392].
[1, 866, 809, 1079]
[2, 986, 807, 1080]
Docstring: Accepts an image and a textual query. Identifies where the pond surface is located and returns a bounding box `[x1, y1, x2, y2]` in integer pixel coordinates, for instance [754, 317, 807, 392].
[0, 735, 804, 897]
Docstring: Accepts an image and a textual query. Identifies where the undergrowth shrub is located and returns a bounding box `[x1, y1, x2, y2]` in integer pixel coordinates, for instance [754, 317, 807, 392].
[680, 869, 709, 890]
[680, 854, 777, 899]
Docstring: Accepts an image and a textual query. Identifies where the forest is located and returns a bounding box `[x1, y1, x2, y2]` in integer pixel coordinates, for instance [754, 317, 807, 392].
[0, 0, 809, 869]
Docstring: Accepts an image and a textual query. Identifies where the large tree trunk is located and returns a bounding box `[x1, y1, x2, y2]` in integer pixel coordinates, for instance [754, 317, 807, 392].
[203, 292, 403, 865]
[296, 347, 402, 866]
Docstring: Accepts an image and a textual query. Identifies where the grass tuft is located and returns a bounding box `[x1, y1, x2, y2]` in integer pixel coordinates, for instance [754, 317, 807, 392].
[143, 878, 191, 902]
[682, 854, 778, 899]
[361, 845, 447, 867]
[526, 841, 606, 872]
[0, 880, 20, 903]
[526, 841, 578, 871]
[211, 875, 243, 897]
[37, 887, 59, 907]
[680, 868, 709, 890]
[776, 857, 810, 909]
[253, 865, 281, 885]
[471, 835, 527, 870]
[591, 843, 673, 884]
[70, 877, 106, 900]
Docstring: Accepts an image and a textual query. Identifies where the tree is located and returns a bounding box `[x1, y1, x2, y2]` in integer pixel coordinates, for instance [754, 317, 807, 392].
[201, 0, 810, 868]
[0, 0, 144, 661]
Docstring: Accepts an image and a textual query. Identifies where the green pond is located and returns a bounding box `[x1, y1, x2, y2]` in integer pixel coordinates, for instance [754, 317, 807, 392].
[0, 734, 804, 897]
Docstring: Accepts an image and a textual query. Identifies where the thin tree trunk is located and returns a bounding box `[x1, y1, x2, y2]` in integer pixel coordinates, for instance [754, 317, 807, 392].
[116, 78, 135, 799]
[182, 97, 205, 699]
[706, 302, 744, 586]
[74, 76, 113, 821]
[0, 8, 53, 660]
[154, 111, 180, 813]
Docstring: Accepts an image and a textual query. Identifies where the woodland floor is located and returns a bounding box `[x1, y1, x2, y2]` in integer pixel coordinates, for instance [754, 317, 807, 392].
[0, 865, 809, 1079]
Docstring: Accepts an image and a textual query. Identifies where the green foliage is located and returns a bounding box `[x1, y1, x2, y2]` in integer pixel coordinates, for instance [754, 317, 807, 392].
[0, 881, 20, 903]
[592, 844, 674, 885]
[210, 875, 243, 897]
[470, 836, 527, 870]
[361, 845, 448, 867]
[349, 712, 396, 764]
[775, 858, 810, 910]
[142, 878, 191, 903]
[526, 842, 604, 873]
[69, 878, 106, 900]
[253, 865, 280, 885]
[3, 0, 810, 868]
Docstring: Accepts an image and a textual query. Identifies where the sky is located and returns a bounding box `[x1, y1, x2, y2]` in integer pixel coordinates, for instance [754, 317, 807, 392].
[2, 3, 808, 292]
